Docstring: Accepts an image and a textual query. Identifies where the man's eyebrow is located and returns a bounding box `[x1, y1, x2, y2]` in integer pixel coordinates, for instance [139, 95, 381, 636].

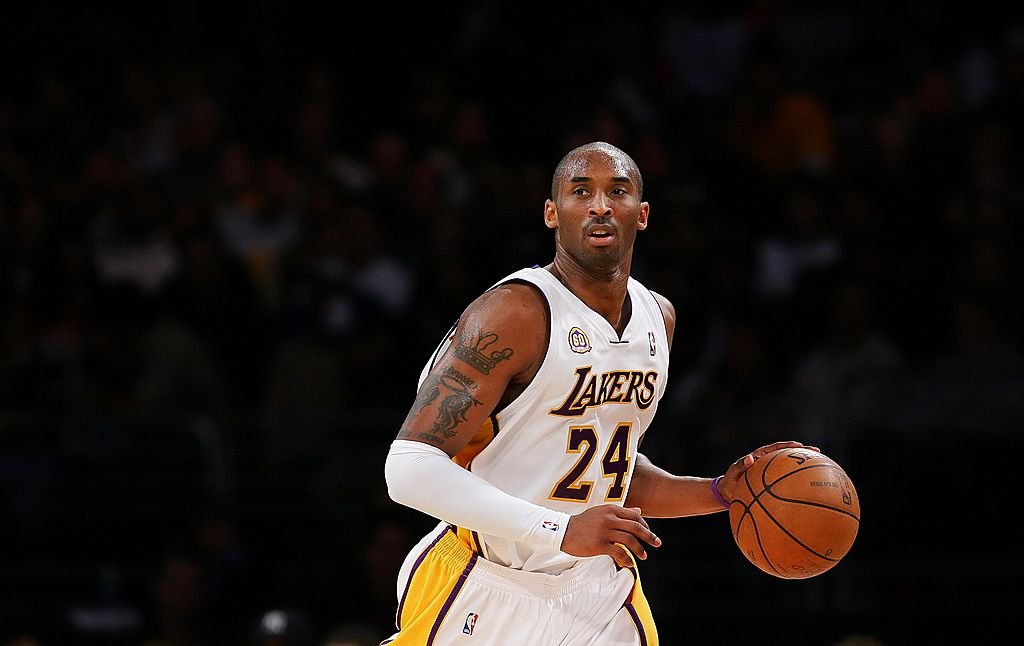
[568, 176, 633, 184]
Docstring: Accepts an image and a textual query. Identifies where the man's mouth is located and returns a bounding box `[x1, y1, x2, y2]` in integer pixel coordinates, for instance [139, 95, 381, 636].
[587, 226, 616, 246]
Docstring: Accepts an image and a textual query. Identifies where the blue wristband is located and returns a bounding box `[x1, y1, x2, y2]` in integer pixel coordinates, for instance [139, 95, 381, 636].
[711, 475, 729, 509]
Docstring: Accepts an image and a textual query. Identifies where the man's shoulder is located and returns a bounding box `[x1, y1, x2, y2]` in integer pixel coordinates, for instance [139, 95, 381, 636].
[629, 276, 675, 313]
[442, 267, 551, 334]
[470, 275, 549, 319]
[649, 289, 675, 317]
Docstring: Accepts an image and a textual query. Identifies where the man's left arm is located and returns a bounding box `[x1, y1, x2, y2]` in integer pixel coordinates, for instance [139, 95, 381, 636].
[624, 453, 725, 518]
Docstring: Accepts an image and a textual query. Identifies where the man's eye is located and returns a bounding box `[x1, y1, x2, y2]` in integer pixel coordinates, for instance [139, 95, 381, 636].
[573, 187, 588, 195]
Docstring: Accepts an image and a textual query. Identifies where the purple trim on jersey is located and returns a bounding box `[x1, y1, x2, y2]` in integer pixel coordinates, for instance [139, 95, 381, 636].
[427, 550, 478, 645]
[395, 526, 453, 630]
[625, 603, 648, 646]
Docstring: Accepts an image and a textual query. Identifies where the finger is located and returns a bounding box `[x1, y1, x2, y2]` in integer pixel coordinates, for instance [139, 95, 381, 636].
[632, 520, 661, 548]
[621, 507, 652, 531]
[610, 543, 633, 568]
[613, 528, 658, 559]
[610, 509, 659, 544]
[744, 443, 790, 463]
[622, 522, 660, 549]
[763, 441, 805, 455]
[613, 537, 646, 562]
[736, 442, 818, 472]
[785, 441, 821, 453]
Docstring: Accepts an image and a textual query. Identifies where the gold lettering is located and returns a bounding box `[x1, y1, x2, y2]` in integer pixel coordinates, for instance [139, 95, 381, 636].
[552, 368, 659, 417]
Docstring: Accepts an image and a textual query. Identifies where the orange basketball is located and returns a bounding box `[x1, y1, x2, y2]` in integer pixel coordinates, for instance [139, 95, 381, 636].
[727, 447, 860, 579]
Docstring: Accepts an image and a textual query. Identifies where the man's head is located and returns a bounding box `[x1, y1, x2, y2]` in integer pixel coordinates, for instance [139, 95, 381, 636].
[544, 142, 649, 275]
[550, 141, 644, 201]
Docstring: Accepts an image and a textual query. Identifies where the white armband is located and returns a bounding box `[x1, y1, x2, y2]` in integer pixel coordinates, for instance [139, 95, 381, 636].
[384, 439, 569, 550]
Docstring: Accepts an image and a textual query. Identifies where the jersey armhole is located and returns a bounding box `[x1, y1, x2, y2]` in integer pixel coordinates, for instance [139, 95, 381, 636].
[490, 277, 552, 417]
[646, 287, 673, 350]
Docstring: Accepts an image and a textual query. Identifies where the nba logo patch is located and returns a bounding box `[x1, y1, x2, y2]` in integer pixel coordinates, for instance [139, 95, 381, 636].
[463, 612, 479, 635]
[649, 332, 656, 356]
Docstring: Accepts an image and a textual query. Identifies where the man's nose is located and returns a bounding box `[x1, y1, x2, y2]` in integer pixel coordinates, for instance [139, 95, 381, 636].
[589, 193, 612, 216]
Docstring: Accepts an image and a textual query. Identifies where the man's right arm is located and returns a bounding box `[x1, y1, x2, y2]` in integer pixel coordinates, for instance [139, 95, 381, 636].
[384, 440, 571, 549]
[385, 283, 571, 548]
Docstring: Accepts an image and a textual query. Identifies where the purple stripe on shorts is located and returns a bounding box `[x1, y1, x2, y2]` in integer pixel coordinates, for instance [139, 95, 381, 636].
[427, 551, 478, 645]
[395, 526, 454, 630]
[470, 529, 484, 554]
[625, 603, 648, 646]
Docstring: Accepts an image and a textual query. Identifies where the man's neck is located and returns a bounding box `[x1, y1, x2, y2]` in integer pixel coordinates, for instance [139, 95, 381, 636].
[546, 260, 632, 334]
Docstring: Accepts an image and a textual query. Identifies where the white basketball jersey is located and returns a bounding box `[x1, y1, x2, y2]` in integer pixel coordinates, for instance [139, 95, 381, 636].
[417, 266, 671, 574]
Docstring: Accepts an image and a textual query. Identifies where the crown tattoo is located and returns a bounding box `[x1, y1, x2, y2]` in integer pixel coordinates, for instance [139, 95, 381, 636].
[454, 332, 513, 375]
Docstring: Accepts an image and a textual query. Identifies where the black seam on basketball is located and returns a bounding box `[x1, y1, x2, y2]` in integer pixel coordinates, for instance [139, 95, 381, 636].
[751, 492, 845, 563]
[757, 450, 790, 491]
[731, 499, 753, 541]
[734, 474, 788, 578]
[752, 515, 784, 577]
[762, 495, 860, 522]
[765, 462, 844, 485]
[746, 504, 814, 578]
[760, 464, 861, 522]
[730, 466, 757, 539]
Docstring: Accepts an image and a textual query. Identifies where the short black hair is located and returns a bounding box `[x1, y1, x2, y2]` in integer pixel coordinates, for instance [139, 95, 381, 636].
[551, 141, 643, 200]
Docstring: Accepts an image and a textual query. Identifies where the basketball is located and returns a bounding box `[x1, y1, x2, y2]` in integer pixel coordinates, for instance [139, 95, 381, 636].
[727, 447, 860, 579]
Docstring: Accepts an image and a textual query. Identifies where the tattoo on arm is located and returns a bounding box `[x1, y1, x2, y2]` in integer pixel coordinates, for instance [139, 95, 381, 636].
[403, 366, 482, 445]
[454, 331, 513, 375]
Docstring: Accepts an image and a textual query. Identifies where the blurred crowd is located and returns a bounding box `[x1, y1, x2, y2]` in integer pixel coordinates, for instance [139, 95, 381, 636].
[1, 3, 1022, 644]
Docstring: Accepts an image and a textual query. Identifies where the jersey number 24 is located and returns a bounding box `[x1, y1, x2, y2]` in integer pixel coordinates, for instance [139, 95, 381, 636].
[550, 422, 632, 503]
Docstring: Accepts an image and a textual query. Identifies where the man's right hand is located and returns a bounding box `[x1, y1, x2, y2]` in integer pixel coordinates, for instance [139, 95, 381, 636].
[560, 505, 662, 568]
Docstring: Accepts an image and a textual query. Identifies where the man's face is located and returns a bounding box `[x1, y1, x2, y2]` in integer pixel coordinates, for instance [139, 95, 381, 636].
[544, 150, 649, 273]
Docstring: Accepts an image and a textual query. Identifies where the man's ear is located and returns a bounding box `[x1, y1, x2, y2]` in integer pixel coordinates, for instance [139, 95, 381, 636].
[544, 199, 558, 229]
[636, 201, 650, 231]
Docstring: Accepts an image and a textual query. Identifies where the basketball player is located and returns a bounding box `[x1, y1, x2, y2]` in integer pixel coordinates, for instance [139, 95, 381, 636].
[383, 141, 812, 644]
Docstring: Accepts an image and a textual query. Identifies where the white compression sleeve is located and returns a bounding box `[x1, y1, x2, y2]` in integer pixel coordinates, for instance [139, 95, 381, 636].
[384, 439, 570, 550]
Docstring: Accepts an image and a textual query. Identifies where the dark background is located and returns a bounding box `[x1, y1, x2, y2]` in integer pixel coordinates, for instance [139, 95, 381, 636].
[1, 2, 1022, 644]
